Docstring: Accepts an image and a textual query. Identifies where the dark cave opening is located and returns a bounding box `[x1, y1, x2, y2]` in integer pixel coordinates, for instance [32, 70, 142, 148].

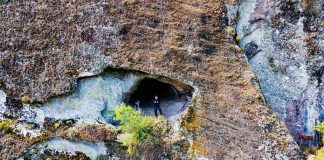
[128, 78, 180, 106]
[126, 78, 194, 118]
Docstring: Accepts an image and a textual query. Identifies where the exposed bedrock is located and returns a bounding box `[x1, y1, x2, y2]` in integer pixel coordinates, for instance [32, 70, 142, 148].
[227, 0, 324, 142]
[0, 89, 6, 120]
[20, 138, 108, 160]
[0, 0, 303, 159]
[0, 69, 195, 159]
[16, 69, 194, 128]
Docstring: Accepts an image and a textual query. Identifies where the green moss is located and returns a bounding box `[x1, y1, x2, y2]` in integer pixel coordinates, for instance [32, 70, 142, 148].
[0, 119, 14, 130]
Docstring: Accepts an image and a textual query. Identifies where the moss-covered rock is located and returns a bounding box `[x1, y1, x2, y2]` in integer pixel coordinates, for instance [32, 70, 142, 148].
[59, 124, 116, 142]
[0, 0, 303, 159]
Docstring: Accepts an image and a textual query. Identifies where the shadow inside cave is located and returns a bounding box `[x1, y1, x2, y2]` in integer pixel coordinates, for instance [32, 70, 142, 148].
[126, 78, 194, 118]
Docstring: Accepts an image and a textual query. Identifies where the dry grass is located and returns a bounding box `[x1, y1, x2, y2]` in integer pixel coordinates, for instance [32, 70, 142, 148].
[0, 0, 300, 159]
[59, 124, 117, 142]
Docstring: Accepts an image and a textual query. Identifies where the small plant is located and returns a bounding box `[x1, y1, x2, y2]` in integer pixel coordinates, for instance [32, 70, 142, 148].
[268, 56, 276, 69]
[114, 103, 169, 157]
[226, 27, 234, 36]
[314, 122, 324, 159]
[315, 121, 324, 133]
[67, 128, 77, 139]
[316, 148, 324, 160]
[0, 119, 14, 130]
[21, 96, 33, 104]
[192, 143, 207, 155]
[187, 146, 193, 154]
[256, 93, 262, 100]
[4, 113, 13, 119]
[320, 22, 324, 28]
[53, 123, 60, 129]
[235, 36, 241, 42]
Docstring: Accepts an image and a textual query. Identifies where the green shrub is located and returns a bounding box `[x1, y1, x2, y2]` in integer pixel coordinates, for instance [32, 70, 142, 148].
[314, 122, 324, 159]
[316, 148, 324, 160]
[114, 103, 169, 156]
[315, 121, 324, 145]
[315, 121, 324, 133]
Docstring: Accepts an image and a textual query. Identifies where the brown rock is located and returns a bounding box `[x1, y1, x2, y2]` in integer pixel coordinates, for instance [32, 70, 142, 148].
[0, 1, 301, 159]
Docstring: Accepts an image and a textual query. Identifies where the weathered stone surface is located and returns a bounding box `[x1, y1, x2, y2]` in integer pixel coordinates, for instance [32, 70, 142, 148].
[0, 0, 302, 159]
[26, 138, 108, 160]
[0, 90, 6, 120]
[232, 0, 323, 144]
[59, 124, 117, 142]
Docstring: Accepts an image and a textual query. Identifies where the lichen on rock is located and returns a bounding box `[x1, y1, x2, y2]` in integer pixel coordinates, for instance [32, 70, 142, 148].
[21, 138, 108, 160]
[232, 0, 324, 146]
[0, 89, 7, 120]
[0, 0, 307, 159]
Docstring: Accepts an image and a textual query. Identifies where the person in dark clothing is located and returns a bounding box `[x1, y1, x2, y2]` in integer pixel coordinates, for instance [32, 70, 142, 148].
[153, 96, 163, 117]
[134, 100, 141, 111]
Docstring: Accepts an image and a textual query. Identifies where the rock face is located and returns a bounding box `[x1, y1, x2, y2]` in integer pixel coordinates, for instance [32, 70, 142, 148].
[0, 90, 6, 120]
[24, 138, 108, 160]
[229, 0, 324, 142]
[35, 71, 141, 125]
[0, 0, 305, 159]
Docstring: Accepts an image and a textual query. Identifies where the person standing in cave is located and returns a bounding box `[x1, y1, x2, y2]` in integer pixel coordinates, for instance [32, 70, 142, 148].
[153, 95, 163, 117]
[135, 100, 141, 111]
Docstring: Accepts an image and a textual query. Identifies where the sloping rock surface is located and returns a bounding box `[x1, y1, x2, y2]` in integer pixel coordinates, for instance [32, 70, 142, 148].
[0, 1, 303, 159]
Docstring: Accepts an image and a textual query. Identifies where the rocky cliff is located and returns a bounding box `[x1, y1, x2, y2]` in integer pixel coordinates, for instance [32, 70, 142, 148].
[1, 0, 321, 159]
[228, 0, 324, 144]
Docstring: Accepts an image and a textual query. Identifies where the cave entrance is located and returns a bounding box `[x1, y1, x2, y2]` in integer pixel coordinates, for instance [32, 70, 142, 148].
[126, 78, 193, 118]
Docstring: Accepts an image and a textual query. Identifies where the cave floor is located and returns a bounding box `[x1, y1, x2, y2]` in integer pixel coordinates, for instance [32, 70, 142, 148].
[138, 99, 189, 126]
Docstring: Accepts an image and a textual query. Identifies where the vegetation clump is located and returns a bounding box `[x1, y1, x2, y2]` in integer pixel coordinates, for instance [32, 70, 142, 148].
[314, 122, 324, 159]
[226, 27, 235, 36]
[60, 124, 116, 142]
[53, 123, 60, 129]
[235, 36, 241, 43]
[21, 96, 33, 104]
[0, 119, 14, 130]
[255, 93, 263, 100]
[114, 103, 170, 159]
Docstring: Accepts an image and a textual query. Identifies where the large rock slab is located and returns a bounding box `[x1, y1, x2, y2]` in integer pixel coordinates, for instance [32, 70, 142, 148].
[231, 0, 324, 141]
[0, 1, 301, 159]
